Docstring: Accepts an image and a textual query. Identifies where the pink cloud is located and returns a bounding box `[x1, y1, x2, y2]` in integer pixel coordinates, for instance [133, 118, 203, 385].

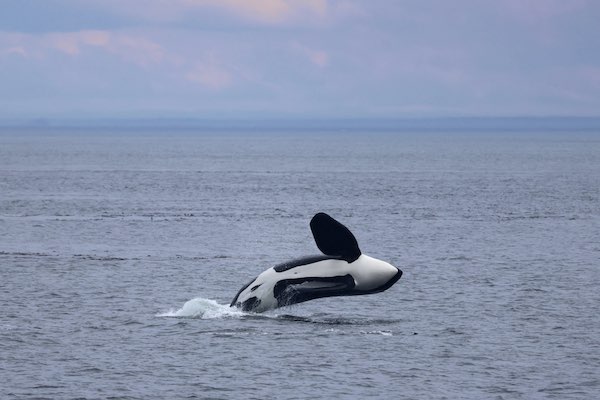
[2, 46, 28, 57]
[108, 34, 165, 66]
[1, 29, 237, 90]
[210, 0, 328, 24]
[308, 49, 329, 67]
[42, 31, 112, 56]
[88, 0, 329, 25]
[1, 30, 166, 67]
[0, 33, 35, 58]
[79, 31, 111, 47]
[48, 33, 82, 55]
[186, 59, 232, 89]
[293, 43, 330, 67]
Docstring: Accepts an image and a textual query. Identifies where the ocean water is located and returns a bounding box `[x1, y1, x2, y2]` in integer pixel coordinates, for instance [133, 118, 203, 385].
[1, 128, 599, 399]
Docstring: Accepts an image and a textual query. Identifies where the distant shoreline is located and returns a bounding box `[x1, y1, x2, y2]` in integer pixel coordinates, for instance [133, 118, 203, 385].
[1, 116, 600, 132]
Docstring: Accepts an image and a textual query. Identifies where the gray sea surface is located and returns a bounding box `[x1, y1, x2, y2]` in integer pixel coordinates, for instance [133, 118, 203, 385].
[1, 128, 599, 399]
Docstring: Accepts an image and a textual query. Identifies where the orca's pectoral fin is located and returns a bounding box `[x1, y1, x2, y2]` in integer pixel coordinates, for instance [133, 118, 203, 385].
[309, 212, 361, 263]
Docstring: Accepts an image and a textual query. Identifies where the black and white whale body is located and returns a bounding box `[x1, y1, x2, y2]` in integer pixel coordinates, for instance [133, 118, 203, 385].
[230, 212, 402, 312]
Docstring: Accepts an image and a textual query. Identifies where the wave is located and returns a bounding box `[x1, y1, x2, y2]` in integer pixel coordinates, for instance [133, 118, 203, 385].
[158, 298, 244, 319]
[158, 298, 402, 331]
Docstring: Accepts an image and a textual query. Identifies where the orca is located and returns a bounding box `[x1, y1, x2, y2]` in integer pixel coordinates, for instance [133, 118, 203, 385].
[230, 212, 402, 312]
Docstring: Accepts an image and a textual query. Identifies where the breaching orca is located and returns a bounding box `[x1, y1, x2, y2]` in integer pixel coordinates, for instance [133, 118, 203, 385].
[230, 212, 402, 312]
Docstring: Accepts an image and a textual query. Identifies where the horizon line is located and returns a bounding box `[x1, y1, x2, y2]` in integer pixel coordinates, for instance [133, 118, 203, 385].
[1, 116, 600, 132]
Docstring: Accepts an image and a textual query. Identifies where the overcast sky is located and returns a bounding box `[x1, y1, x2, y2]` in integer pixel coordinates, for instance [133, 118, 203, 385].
[1, 0, 599, 120]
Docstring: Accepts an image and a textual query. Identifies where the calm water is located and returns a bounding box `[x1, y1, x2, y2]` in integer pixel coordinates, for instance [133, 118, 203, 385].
[1, 128, 599, 399]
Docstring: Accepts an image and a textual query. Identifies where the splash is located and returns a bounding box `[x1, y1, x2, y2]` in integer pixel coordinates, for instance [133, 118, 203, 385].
[159, 298, 245, 319]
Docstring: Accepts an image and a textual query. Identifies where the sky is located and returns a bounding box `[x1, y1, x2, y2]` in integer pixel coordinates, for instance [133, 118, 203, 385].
[1, 0, 600, 120]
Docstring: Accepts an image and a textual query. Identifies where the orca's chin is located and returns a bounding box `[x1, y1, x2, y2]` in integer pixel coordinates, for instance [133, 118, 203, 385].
[368, 267, 402, 294]
[392, 268, 403, 285]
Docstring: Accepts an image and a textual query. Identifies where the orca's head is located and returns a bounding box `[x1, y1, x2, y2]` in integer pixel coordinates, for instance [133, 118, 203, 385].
[351, 254, 402, 294]
[310, 213, 403, 294]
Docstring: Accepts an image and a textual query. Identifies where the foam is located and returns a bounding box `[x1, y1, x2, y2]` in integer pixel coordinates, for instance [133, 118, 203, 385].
[159, 297, 245, 319]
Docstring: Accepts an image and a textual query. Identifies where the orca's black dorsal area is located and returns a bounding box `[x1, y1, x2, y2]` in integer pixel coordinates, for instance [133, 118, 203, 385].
[309, 212, 361, 263]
